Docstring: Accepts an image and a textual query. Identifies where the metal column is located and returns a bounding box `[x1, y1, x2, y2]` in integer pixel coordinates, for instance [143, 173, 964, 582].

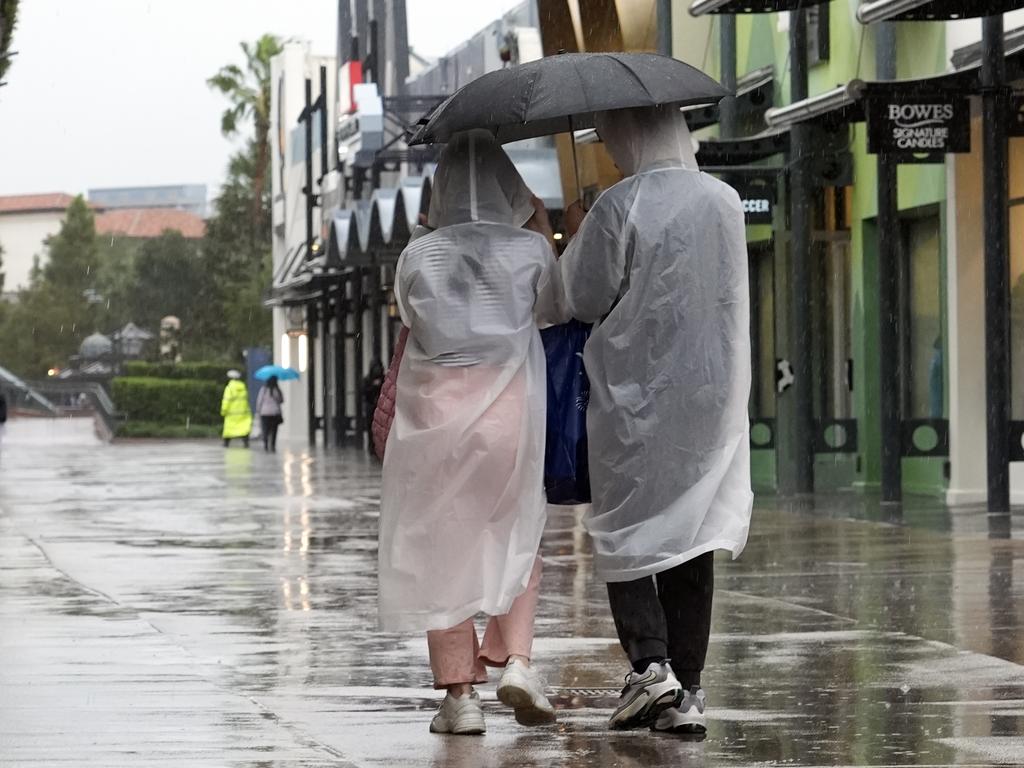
[335, 278, 348, 446]
[719, 15, 738, 139]
[307, 302, 318, 447]
[319, 66, 329, 181]
[353, 268, 366, 443]
[303, 76, 317, 448]
[321, 295, 331, 448]
[303, 78, 314, 267]
[789, 8, 815, 494]
[876, 22, 902, 503]
[369, 259, 383, 366]
[656, 0, 672, 56]
[982, 15, 1010, 511]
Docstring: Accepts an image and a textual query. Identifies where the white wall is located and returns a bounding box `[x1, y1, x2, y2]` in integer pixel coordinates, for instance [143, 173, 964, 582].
[0, 211, 64, 292]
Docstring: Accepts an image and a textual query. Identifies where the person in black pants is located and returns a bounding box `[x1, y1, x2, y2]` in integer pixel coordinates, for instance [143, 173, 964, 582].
[557, 105, 753, 737]
[606, 553, 714, 729]
[255, 376, 284, 452]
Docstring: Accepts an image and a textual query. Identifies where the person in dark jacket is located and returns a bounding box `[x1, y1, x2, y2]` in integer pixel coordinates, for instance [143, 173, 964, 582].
[255, 376, 284, 452]
[0, 391, 7, 450]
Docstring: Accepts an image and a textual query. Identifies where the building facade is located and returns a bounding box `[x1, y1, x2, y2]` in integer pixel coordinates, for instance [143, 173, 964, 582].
[0, 193, 77, 293]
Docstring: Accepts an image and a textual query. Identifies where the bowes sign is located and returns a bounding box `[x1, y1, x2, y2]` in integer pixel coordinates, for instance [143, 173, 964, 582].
[866, 95, 970, 162]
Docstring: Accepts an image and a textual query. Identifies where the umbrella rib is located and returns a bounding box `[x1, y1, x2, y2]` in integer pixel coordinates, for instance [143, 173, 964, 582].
[606, 55, 657, 105]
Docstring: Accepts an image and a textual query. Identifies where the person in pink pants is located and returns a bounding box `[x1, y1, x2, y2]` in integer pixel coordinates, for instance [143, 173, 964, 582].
[377, 131, 567, 735]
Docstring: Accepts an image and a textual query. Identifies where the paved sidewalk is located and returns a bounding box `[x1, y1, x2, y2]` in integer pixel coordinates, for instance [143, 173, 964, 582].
[1, 418, 1023, 767]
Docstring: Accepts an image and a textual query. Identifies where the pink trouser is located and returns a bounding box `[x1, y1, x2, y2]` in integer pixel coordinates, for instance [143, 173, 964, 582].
[427, 557, 543, 689]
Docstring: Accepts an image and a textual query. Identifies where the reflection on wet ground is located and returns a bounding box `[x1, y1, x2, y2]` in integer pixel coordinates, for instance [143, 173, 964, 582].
[1, 418, 1023, 766]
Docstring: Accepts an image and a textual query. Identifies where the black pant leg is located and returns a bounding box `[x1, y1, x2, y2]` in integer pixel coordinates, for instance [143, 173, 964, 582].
[607, 576, 668, 668]
[656, 552, 714, 689]
[269, 420, 279, 450]
[260, 416, 272, 450]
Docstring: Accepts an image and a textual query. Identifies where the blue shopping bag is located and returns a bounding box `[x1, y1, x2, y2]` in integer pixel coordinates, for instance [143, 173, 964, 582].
[540, 320, 591, 504]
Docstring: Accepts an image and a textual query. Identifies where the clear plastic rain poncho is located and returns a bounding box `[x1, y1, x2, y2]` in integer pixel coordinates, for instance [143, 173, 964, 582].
[560, 105, 753, 582]
[378, 130, 567, 632]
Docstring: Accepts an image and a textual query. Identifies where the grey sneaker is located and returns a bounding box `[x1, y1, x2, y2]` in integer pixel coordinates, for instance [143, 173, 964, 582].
[651, 686, 707, 735]
[429, 691, 486, 735]
[608, 661, 683, 730]
[497, 659, 557, 725]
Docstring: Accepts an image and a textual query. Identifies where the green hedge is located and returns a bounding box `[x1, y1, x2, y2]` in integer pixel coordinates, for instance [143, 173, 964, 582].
[116, 421, 222, 439]
[121, 361, 234, 381]
[112, 377, 223, 426]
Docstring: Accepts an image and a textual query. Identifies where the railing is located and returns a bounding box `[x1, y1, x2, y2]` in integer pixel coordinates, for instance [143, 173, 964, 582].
[24, 381, 123, 439]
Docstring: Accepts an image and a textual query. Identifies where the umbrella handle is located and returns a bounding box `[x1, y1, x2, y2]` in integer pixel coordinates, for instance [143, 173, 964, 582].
[568, 114, 582, 206]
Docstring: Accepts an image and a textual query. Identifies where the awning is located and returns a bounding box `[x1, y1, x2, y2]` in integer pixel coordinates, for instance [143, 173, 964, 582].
[952, 25, 1024, 70]
[765, 41, 1024, 130]
[684, 66, 775, 130]
[695, 128, 790, 165]
[689, 0, 829, 16]
[857, 0, 1024, 24]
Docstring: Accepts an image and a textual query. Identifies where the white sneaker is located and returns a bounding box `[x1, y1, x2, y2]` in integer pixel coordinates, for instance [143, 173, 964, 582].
[609, 661, 683, 730]
[496, 659, 557, 725]
[429, 691, 486, 735]
[652, 686, 707, 735]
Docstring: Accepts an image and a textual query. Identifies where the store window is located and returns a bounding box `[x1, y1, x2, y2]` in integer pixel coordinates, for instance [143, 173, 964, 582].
[898, 214, 943, 419]
[1009, 203, 1024, 418]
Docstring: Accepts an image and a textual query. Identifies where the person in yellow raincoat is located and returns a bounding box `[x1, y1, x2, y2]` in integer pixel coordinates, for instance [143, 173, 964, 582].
[221, 369, 252, 447]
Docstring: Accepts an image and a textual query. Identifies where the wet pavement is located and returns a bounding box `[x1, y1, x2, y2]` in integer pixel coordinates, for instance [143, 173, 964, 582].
[1, 417, 1023, 767]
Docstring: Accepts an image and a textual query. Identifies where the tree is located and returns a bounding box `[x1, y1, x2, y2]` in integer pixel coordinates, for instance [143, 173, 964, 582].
[0, 241, 6, 296]
[201, 34, 282, 361]
[0, 0, 19, 86]
[129, 232, 205, 333]
[199, 145, 273, 357]
[207, 34, 282, 222]
[0, 196, 98, 376]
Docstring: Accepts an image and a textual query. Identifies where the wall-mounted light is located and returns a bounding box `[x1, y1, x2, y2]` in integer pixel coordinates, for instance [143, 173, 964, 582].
[298, 333, 309, 373]
[280, 333, 291, 369]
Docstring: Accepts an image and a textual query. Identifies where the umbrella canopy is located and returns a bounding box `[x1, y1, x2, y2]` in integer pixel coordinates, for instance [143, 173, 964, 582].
[409, 52, 729, 146]
[254, 365, 300, 382]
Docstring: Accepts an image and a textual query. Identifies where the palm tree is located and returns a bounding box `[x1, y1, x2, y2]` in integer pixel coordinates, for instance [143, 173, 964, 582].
[0, 0, 20, 86]
[207, 34, 283, 218]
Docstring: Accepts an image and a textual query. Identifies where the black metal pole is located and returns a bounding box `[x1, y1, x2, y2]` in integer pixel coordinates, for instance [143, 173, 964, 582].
[304, 78, 314, 263]
[307, 302, 318, 447]
[321, 294, 331, 448]
[353, 268, 366, 444]
[789, 8, 814, 494]
[335, 278, 347, 446]
[656, 0, 672, 56]
[983, 15, 1010, 511]
[370, 258, 383, 367]
[719, 14, 738, 140]
[876, 22, 902, 503]
[319, 66, 329, 182]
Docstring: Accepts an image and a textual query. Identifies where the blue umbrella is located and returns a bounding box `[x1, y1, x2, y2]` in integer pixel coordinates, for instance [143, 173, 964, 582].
[254, 365, 300, 382]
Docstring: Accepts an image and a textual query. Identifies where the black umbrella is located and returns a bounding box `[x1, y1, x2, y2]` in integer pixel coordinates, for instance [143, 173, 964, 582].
[408, 52, 727, 201]
[408, 52, 729, 146]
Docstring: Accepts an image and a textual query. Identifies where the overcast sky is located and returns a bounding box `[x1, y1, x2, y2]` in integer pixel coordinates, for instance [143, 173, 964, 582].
[0, 0, 523, 199]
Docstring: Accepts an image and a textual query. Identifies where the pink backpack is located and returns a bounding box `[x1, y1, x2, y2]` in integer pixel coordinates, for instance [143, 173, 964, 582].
[371, 326, 409, 461]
